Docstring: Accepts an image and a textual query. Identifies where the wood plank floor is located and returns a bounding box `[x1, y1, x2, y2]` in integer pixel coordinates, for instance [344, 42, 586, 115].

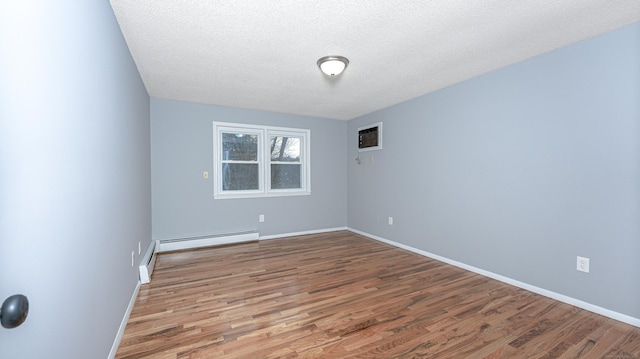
[115, 231, 640, 358]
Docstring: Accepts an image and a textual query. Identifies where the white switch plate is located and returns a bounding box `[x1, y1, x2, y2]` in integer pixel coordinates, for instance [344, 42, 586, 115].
[577, 256, 590, 273]
[259, 214, 265, 223]
[203, 171, 209, 179]
[388, 217, 393, 225]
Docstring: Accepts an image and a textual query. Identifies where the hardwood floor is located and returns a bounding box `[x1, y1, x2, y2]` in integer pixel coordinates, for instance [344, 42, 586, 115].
[115, 231, 639, 358]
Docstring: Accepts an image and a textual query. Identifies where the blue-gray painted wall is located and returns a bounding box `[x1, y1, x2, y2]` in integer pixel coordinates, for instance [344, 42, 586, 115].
[348, 23, 640, 319]
[151, 99, 347, 239]
[0, 2, 151, 358]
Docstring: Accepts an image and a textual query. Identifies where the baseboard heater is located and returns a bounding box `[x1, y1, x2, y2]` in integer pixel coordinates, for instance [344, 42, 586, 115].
[139, 241, 157, 284]
[156, 230, 259, 253]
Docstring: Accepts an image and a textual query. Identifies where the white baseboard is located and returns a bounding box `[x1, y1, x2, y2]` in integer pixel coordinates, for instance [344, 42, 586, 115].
[348, 227, 640, 328]
[259, 227, 348, 240]
[108, 280, 141, 359]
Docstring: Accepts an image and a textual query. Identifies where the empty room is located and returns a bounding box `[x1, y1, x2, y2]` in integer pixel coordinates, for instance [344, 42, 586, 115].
[1, 1, 639, 358]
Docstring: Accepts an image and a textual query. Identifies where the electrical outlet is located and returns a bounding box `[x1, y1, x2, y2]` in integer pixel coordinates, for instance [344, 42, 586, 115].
[131, 251, 135, 267]
[388, 216, 394, 225]
[259, 214, 265, 223]
[203, 171, 209, 179]
[577, 256, 590, 273]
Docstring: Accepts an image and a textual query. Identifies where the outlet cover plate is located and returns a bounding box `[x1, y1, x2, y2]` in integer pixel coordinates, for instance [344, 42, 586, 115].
[577, 256, 590, 273]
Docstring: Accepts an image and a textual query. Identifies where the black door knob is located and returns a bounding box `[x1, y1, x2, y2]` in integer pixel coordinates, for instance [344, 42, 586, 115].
[1, 294, 29, 329]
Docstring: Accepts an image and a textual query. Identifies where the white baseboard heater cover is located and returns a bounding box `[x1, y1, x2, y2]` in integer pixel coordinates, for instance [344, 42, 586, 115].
[157, 230, 259, 253]
[139, 241, 157, 284]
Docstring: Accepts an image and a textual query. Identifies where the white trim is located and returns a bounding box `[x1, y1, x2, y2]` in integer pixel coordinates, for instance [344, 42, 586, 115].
[108, 280, 141, 359]
[259, 227, 348, 241]
[214, 191, 312, 200]
[348, 228, 640, 328]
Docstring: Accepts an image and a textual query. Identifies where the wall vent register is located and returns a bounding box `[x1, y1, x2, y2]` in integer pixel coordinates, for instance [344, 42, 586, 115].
[358, 122, 382, 151]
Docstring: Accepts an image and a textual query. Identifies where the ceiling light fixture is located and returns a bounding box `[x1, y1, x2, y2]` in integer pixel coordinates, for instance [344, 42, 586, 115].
[317, 56, 349, 76]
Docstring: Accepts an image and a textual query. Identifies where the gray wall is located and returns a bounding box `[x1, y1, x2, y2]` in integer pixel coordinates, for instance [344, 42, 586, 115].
[151, 99, 347, 239]
[348, 23, 640, 319]
[0, 2, 151, 358]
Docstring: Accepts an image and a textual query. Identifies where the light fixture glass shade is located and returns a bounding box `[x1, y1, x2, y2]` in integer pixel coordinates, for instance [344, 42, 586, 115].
[317, 56, 349, 76]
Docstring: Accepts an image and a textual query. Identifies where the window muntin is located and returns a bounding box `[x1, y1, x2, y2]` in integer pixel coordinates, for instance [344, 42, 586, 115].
[213, 122, 310, 199]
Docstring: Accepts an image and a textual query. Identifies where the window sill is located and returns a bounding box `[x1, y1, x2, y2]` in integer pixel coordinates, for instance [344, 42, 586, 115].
[213, 190, 311, 200]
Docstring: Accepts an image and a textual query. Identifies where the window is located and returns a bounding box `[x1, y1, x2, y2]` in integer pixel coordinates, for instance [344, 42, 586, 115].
[213, 122, 310, 199]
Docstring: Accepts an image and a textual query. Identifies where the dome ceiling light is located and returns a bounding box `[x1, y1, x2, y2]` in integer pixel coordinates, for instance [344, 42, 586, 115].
[317, 56, 349, 77]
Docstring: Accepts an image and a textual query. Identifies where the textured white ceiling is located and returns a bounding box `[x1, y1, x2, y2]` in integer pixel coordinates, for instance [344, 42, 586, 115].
[110, 1, 640, 120]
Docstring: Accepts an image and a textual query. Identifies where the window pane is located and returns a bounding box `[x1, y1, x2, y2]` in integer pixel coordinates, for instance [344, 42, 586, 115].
[222, 133, 258, 161]
[270, 136, 300, 162]
[223, 163, 259, 190]
[271, 164, 301, 189]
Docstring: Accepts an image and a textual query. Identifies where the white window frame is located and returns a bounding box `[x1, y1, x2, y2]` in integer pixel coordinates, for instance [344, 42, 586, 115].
[213, 122, 310, 199]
